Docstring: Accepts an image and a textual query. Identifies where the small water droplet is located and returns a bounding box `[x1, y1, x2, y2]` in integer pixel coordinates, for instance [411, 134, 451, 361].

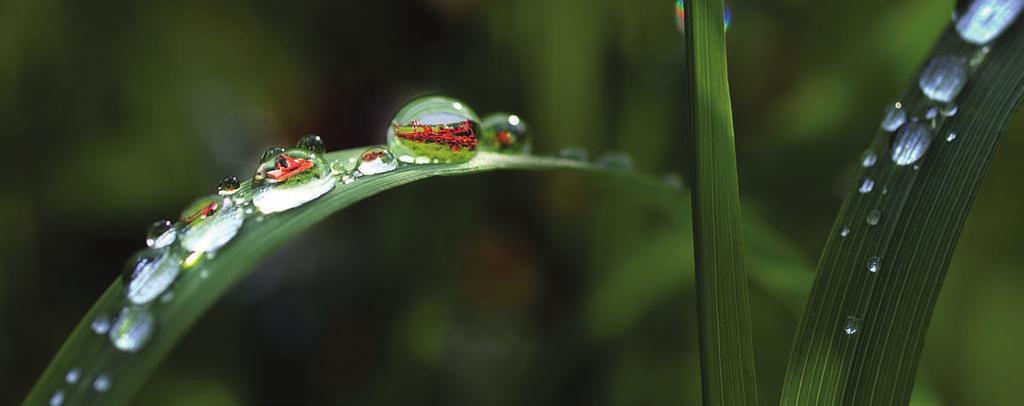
[297, 134, 326, 155]
[109, 306, 155, 352]
[891, 122, 933, 166]
[880, 102, 906, 131]
[93, 374, 111, 392]
[868, 256, 881, 273]
[970, 45, 992, 68]
[145, 220, 176, 249]
[179, 196, 245, 253]
[91, 314, 111, 334]
[252, 148, 335, 214]
[260, 146, 286, 163]
[481, 113, 532, 154]
[941, 103, 959, 117]
[946, 132, 958, 142]
[866, 209, 882, 226]
[217, 176, 240, 195]
[859, 178, 875, 194]
[919, 56, 968, 103]
[558, 146, 590, 161]
[843, 316, 862, 335]
[123, 248, 185, 305]
[355, 146, 398, 176]
[66, 368, 81, 384]
[862, 151, 878, 167]
[49, 390, 64, 406]
[955, 0, 1024, 45]
[882, 186, 889, 194]
[840, 227, 851, 237]
[387, 96, 480, 164]
[596, 152, 635, 170]
[925, 106, 939, 120]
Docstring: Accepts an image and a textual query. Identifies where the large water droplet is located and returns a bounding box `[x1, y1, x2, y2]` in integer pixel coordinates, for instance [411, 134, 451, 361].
[387, 96, 481, 164]
[880, 102, 906, 131]
[93, 374, 111, 392]
[955, 0, 1024, 45]
[178, 196, 244, 253]
[868, 256, 881, 273]
[91, 314, 111, 334]
[297, 134, 326, 155]
[919, 56, 968, 103]
[252, 148, 335, 214]
[217, 176, 240, 196]
[891, 122, 934, 166]
[123, 247, 184, 305]
[675, 0, 733, 32]
[109, 306, 155, 352]
[859, 178, 875, 194]
[843, 316, 862, 335]
[480, 113, 531, 154]
[66, 368, 81, 384]
[354, 146, 398, 176]
[49, 390, 64, 406]
[145, 220, 176, 249]
[558, 146, 590, 161]
[597, 152, 635, 170]
[862, 151, 878, 167]
[866, 209, 882, 226]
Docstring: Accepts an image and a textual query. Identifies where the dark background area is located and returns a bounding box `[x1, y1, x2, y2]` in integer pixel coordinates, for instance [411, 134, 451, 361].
[2, 0, 1022, 404]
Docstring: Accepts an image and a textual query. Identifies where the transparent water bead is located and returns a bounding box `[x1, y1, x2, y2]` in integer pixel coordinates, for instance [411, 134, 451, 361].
[919, 56, 968, 103]
[862, 151, 878, 167]
[252, 148, 335, 213]
[297, 134, 326, 155]
[93, 374, 111, 392]
[66, 368, 81, 384]
[109, 305, 155, 352]
[217, 176, 240, 195]
[558, 146, 590, 161]
[261, 146, 286, 162]
[926, 106, 939, 120]
[840, 227, 851, 237]
[955, 0, 1024, 45]
[480, 113, 532, 154]
[123, 247, 185, 305]
[859, 178, 875, 194]
[145, 220, 176, 249]
[675, 0, 733, 32]
[179, 196, 245, 253]
[866, 209, 882, 226]
[941, 103, 959, 117]
[49, 390, 63, 406]
[354, 146, 398, 176]
[387, 96, 481, 164]
[891, 122, 933, 166]
[868, 256, 881, 273]
[880, 102, 906, 131]
[91, 314, 111, 334]
[597, 152, 635, 170]
[843, 316, 862, 335]
[947, 132, 958, 142]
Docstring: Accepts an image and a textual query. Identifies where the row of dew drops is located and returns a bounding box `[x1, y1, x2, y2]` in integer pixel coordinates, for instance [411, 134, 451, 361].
[839, 0, 1023, 338]
[48, 95, 637, 405]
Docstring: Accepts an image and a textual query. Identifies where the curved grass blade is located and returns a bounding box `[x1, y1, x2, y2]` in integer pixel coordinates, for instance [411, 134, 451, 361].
[781, 14, 1024, 406]
[684, 0, 759, 404]
[22, 150, 686, 405]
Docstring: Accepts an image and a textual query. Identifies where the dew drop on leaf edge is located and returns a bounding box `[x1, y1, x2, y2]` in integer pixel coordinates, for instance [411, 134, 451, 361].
[844, 316, 862, 335]
[109, 305, 156, 353]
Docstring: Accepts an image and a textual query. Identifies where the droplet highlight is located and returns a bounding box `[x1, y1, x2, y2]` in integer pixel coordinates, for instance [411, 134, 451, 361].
[109, 306, 155, 352]
[93, 374, 111, 392]
[840, 227, 851, 237]
[919, 56, 968, 103]
[49, 390, 64, 406]
[868, 256, 880, 273]
[955, 0, 1024, 45]
[891, 122, 933, 166]
[387, 96, 480, 164]
[880, 102, 906, 131]
[66, 368, 81, 384]
[843, 316, 862, 335]
[91, 314, 111, 335]
[252, 148, 335, 214]
[862, 151, 878, 167]
[947, 132, 958, 142]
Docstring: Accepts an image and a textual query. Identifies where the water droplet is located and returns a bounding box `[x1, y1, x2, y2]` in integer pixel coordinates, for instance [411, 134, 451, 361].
[145, 220, 176, 249]
[109, 306, 155, 352]
[297, 134, 326, 155]
[252, 148, 335, 214]
[862, 151, 878, 167]
[880, 102, 906, 131]
[941, 103, 959, 117]
[93, 374, 111, 392]
[480, 113, 531, 154]
[840, 227, 850, 237]
[868, 256, 881, 273]
[891, 122, 933, 166]
[925, 106, 939, 120]
[261, 146, 286, 163]
[919, 56, 968, 103]
[675, 0, 733, 32]
[217, 176, 240, 195]
[91, 314, 111, 334]
[970, 45, 992, 68]
[386, 96, 480, 164]
[329, 159, 349, 176]
[66, 368, 81, 384]
[354, 146, 398, 176]
[596, 151, 635, 170]
[558, 146, 590, 161]
[866, 209, 882, 226]
[955, 0, 1024, 45]
[882, 186, 889, 194]
[123, 248, 185, 305]
[947, 132, 958, 142]
[843, 316, 862, 335]
[859, 178, 875, 194]
[49, 390, 64, 406]
[179, 196, 244, 253]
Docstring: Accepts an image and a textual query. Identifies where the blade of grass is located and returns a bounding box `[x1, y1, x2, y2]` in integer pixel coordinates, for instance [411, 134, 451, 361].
[781, 14, 1024, 406]
[23, 150, 687, 405]
[685, 0, 759, 404]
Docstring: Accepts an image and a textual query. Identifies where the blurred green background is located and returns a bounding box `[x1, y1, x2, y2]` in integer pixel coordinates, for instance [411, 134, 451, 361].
[2, 0, 1022, 404]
